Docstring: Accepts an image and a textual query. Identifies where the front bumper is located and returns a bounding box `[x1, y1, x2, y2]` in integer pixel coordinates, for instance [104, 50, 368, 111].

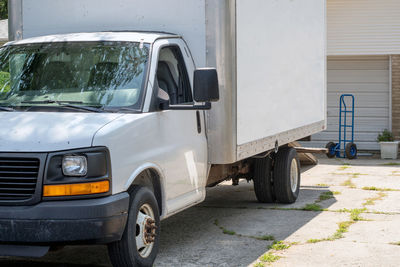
[0, 192, 129, 245]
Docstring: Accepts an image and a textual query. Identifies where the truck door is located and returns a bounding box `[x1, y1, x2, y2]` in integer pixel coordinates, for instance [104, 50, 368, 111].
[145, 39, 208, 213]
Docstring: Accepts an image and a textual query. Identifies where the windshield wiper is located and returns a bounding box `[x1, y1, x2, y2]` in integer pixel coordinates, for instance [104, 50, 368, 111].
[0, 106, 15, 112]
[21, 100, 105, 113]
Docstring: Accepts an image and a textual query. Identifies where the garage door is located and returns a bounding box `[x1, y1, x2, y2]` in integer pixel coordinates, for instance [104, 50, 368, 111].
[305, 56, 390, 150]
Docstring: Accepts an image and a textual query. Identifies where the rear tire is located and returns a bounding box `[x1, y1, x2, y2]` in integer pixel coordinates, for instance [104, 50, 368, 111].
[345, 143, 357, 160]
[253, 157, 275, 203]
[108, 186, 160, 267]
[274, 147, 300, 204]
[326, 142, 336, 158]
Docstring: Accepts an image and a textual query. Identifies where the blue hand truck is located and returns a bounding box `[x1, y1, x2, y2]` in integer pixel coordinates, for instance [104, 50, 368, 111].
[326, 94, 358, 159]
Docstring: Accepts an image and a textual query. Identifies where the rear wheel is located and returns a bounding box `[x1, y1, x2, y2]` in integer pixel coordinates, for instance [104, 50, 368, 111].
[253, 157, 275, 203]
[274, 147, 300, 204]
[108, 186, 160, 267]
[345, 143, 357, 160]
[326, 142, 337, 158]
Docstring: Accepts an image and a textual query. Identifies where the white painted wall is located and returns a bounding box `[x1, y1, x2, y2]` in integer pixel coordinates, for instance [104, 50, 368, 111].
[328, 0, 400, 56]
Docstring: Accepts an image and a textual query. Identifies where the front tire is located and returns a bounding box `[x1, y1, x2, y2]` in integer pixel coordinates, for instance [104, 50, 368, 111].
[108, 186, 160, 267]
[253, 157, 275, 203]
[274, 147, 301, 204]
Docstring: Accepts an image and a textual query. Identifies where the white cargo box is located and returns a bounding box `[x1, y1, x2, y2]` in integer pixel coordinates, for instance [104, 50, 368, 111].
[9, 0, 326, 164]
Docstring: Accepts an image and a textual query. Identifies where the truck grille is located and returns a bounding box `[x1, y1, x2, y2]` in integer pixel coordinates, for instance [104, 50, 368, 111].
[0, 157, 40, 200]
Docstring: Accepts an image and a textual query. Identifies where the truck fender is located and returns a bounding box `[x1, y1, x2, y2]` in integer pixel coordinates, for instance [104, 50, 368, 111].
[124, 162, 166, 216]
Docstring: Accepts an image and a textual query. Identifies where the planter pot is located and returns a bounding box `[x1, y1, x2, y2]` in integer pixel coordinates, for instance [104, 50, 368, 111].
[379, 141, 400, 160]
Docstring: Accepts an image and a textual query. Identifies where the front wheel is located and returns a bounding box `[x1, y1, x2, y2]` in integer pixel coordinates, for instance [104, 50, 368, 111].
[274, 147, 301, 204]
[108, 186, 160, 267]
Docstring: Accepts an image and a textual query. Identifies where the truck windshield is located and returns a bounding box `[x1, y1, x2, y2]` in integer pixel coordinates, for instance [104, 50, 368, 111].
[0, 41, 149, 112]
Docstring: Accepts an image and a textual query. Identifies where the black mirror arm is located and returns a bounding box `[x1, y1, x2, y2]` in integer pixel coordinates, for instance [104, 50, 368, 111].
[160, 102, 212, 111]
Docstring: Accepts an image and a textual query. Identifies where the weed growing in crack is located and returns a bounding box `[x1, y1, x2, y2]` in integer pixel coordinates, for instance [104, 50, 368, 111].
[302, 203, 323, 211]
[363, 192, 387, 206]
[341, 178, 356, 188]
[381, 162, 400, 166]
[260, 253, 281, 263]
[316, 191, 341, 202]
[268, 240, 290, 250]
[362, 186, 399, 192]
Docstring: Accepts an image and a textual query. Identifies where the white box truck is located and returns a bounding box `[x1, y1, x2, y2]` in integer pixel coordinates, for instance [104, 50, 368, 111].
[0, 0, 326, 265]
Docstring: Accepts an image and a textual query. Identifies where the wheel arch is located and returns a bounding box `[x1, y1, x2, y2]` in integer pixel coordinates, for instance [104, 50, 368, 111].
[125, 163, 166, 217]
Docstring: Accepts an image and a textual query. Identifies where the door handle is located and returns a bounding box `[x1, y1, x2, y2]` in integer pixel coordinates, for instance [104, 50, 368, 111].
[196, 111, 201, 134]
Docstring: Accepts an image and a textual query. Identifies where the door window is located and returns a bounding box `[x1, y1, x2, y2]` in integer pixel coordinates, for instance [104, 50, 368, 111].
[156, 46, 193, 105]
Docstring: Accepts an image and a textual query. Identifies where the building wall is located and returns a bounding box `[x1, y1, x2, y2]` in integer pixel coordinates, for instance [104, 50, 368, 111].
[392, 56, 400, 139]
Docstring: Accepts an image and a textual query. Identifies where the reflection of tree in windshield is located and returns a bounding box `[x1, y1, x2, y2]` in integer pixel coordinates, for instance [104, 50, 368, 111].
[0, 42, 149, 108]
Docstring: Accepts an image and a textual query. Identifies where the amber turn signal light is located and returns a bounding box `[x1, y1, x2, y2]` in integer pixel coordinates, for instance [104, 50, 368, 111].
[43, 180, 110, 197]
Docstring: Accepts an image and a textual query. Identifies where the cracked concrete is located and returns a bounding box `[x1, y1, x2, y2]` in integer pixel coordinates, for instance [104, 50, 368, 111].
[1, 157, 400, 266]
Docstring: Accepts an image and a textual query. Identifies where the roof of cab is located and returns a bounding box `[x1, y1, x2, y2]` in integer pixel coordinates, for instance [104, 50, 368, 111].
[5, 31, 180, 46]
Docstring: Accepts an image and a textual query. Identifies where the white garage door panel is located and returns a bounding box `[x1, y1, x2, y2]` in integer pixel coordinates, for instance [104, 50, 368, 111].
[302, 56, 390, 151]
[312, 132, 380, 142]
[328, 70, 389, 83]
[328, 108, 389, 118]
[326, 117, 389, 132]
[328, 60, 389, 70]
[328, 83, 389, 93]
[327, 92, 389, 108]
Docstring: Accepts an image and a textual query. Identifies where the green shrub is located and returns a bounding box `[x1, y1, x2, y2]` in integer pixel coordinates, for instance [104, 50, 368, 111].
[377, 129, 394, 142]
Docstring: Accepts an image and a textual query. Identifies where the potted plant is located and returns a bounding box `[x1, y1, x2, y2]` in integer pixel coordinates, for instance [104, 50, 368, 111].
[377, 129, 399, 159]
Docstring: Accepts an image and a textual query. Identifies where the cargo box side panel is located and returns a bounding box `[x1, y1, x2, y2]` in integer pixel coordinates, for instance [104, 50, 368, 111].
[19, 0, 207, 67]
[236, 0, 326, 156]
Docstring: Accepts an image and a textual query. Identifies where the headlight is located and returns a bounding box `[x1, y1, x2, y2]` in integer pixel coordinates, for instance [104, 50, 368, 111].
[62, 155, 88, 177]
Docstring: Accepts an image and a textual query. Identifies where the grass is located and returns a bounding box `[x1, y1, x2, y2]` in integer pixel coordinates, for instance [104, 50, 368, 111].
[259, 253, 281, 263]
[316, 191, 341, 202]
[341, 179, 356, 188]
[316, 183, 329, 187]
[254, 262, 265, 267]
[253, 235, 275, 241]
[222, 229, 236, 235]
[390, 242, 400, 246]
[338, 165, 350, 171]
[307, 238, 323, 243]
[363, 192, 387, 206]
[302, 203, 323, 211]
[350, 208, 367, 221]
[381, 162, 400, 166]
[269, 240, 290, 250]
[306, 208, 367, 244]
[362, 186, 399, 192]
[214, 219, 275, 241]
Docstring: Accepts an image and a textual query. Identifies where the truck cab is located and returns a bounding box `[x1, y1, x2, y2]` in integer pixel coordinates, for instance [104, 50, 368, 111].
[0, 32, 218, 264]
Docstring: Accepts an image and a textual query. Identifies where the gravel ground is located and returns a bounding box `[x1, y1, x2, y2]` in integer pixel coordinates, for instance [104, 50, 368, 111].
[1, 156, 400, 266]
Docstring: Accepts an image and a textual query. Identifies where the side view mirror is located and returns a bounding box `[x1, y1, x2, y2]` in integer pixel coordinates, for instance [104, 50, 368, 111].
[193, 68, 219, 103]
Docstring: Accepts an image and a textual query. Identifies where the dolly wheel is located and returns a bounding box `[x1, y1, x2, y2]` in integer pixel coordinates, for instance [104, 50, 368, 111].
[345, 143, 357, 160]
[325, 142, 337, 158]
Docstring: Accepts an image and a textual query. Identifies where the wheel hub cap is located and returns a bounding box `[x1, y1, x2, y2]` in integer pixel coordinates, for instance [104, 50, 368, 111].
[135, 204, 157, 258]
[290, 158, 298, 193]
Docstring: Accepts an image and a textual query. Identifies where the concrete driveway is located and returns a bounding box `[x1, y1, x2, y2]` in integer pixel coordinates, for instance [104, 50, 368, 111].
[1, 157, 400, 266]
